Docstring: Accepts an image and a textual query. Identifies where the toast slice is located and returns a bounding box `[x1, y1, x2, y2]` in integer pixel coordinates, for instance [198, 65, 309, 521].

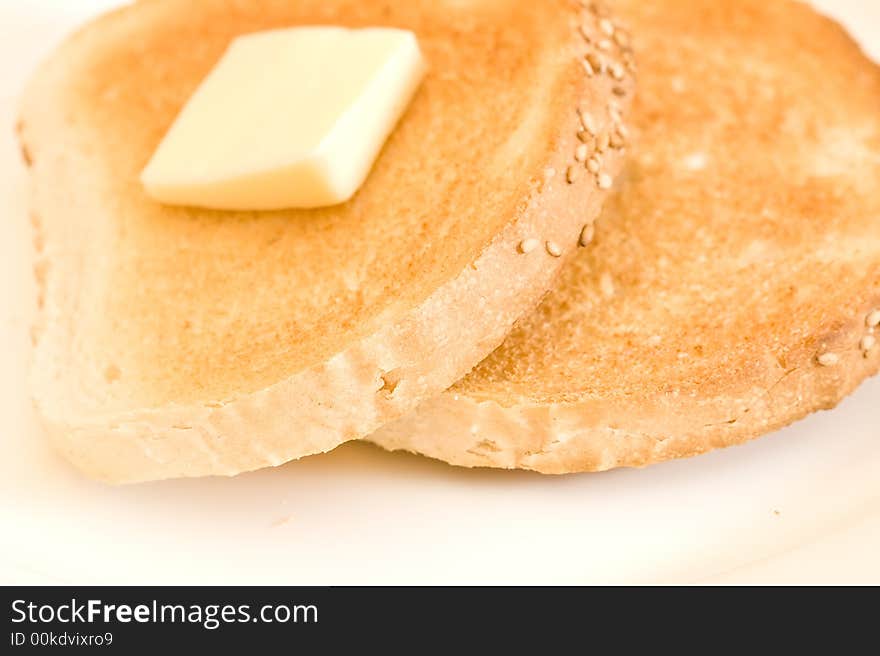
[19, 0, 633, 483]
[370, 0, 880, 472]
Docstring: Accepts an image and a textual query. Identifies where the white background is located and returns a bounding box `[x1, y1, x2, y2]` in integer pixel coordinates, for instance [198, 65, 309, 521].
[0, 0, 878, 584]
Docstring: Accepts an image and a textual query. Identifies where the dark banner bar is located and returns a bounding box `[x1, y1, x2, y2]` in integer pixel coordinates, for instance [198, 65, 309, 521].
[1, 585, 867, 650]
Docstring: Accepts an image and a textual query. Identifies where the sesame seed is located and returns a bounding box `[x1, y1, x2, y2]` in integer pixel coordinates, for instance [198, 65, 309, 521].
[579, 110, 597, 135]
[545, 241, 563, 257]
[585, 52, 605, 75]
[596, 132, 610, 152]
[867, 309, 880, 328]
[610, 63, 625, 81]
[861, 334, 876, 352]
[613, 29, 630, 48]
[609, 130, 625, 149]
[543, 167, 556, 180]
[566, 165, 578, 184]
[599, 18, 615, 37]
[575, 143, 589, 162]
[581, 59, 595, 77]
[579, 23, 592, 42]
[579, 223, 595, 247]
[577, 130, 592, 143]
[598, 39, 613, 51]
[612, 85, 627, 96]
[597, 172, 613, 189]
[817, 352, 839, 367]
[586, 156, 600, 173]
[615, 122, 630, 138]
[518, 238, 540, 254]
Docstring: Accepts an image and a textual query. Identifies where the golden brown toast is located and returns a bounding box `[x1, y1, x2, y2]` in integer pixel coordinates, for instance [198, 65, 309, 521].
[370, 0, 880, 472]
[19, 0, 633, 482]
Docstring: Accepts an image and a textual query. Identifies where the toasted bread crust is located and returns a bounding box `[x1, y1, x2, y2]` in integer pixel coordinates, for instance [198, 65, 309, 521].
[369, 0, 880, 473]
[20, 0, 633, 482]
[371, 298, 880, 473]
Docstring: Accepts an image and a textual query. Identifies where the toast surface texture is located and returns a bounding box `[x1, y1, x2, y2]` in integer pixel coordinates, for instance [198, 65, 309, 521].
[370, 0, 880, 472]
[20, 0, 633, 482]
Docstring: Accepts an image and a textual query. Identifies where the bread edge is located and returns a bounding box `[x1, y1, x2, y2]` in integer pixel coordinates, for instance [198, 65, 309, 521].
[369, 296, 880, 473]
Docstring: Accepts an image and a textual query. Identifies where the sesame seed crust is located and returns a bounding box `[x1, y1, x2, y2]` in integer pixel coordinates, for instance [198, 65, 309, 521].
[517, 0, 632, 268]
[566, 1, 636, 197]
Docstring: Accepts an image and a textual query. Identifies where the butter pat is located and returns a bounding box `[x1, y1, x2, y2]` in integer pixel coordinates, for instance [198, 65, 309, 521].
[141, 27, 426, 210]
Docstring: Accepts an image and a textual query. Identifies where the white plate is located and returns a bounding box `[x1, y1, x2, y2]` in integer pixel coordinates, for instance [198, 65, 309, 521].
[1, 0, 878, 585]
